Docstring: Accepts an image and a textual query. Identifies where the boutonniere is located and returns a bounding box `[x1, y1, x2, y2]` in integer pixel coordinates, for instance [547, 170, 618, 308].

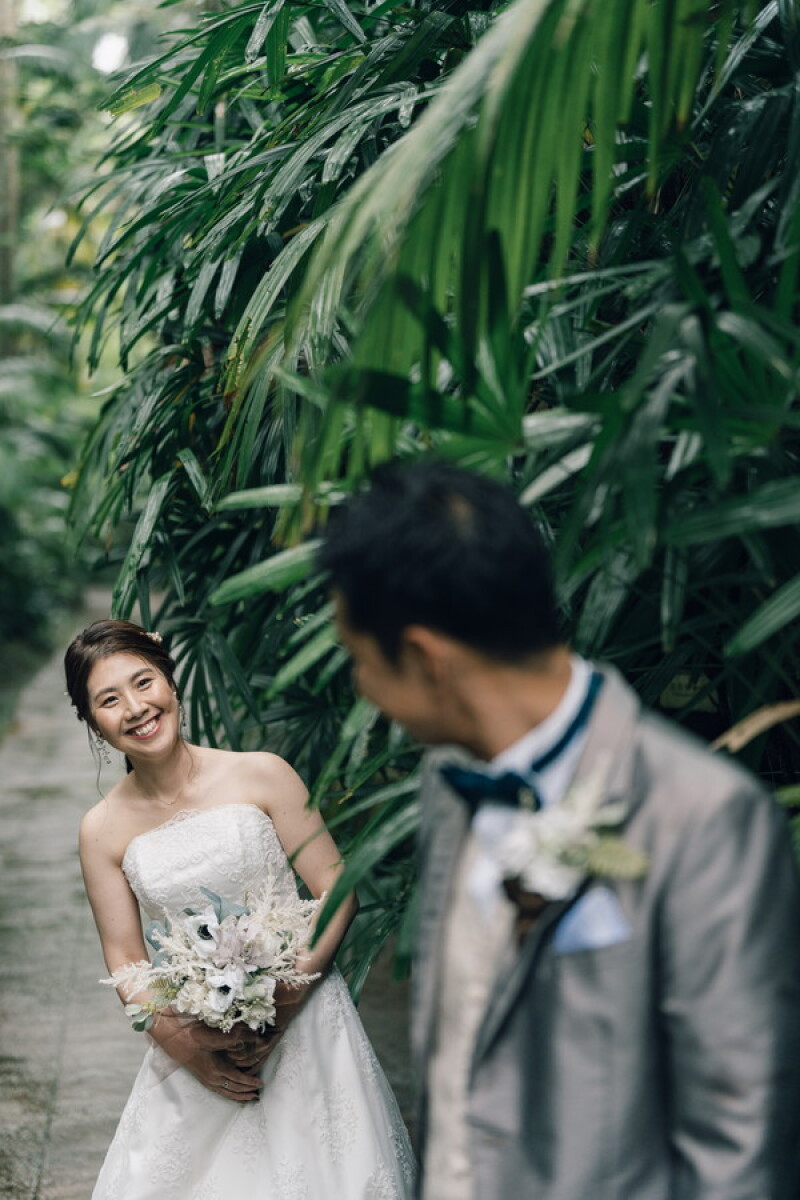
[476, 757, 648, 906]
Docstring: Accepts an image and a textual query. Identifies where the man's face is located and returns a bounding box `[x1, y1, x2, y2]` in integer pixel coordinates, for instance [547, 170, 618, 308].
[333, 591, 450, 744]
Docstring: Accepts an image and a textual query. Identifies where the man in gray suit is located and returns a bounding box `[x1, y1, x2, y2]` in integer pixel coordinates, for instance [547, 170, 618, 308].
[320, 459, 800, 1200]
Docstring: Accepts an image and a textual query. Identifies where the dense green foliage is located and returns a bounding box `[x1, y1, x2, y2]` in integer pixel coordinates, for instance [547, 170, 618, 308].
[72, 0, 800, 975]
[69, 0, 477, 977]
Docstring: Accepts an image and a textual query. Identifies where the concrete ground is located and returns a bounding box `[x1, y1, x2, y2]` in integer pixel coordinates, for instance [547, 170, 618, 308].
[0, 603, 413, 1199]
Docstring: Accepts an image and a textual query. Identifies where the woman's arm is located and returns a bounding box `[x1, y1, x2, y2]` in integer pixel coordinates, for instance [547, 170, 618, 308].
[262, 754, 358, 967]
[79, 809, 264, 1103]
[257, 752, 359, 973]
[79, 808, 154, 987]
[231, 754, 358, 1068]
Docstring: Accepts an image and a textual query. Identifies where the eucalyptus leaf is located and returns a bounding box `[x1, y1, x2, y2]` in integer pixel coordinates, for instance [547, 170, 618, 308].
[199, 886, 250, 921]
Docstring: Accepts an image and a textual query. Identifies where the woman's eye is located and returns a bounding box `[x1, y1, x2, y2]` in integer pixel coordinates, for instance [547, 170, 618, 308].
[101, 696, 117, 707]
[137, 677, 153, 689]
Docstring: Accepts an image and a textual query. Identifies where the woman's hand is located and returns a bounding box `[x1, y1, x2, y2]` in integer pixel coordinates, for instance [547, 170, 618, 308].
[226, 982, 308, 1072]
[227, 1031, 278, 1072]
[149, 1012, 264, 1102]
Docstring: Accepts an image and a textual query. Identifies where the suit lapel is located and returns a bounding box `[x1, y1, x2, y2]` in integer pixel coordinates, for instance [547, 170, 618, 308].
[471, 665, 643, 1069]
[471, 892, 575, 1069]
[414, 753, 471, 1067]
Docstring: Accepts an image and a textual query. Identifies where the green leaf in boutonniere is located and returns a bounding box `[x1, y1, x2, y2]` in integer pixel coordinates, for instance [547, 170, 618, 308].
[585, 837, 649, 881]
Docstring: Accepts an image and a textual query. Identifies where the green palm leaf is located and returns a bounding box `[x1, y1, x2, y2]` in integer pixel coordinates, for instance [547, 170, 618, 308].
[284, 0, 753, 483]
[210, 541, 320, 605]
[725, 574, 800, 657]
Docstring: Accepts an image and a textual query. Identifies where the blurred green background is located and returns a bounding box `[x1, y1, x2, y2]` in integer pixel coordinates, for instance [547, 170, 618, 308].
[0, 0, 173, 729]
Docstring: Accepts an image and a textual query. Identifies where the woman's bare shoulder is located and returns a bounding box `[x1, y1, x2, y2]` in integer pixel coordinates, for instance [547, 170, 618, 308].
[230, 751, 307, 805]
[243, 750, 304, 783]
[186, 746, 307, 817]
[79, 782, 135, 862]
[189, 745, 287, 783]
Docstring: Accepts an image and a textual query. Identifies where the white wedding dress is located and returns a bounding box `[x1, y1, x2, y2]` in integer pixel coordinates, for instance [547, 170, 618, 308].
[94, 803, 416, 1200]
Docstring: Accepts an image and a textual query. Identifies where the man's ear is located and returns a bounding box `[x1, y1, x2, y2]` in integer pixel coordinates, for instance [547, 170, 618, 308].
[401, 625, 452, 683]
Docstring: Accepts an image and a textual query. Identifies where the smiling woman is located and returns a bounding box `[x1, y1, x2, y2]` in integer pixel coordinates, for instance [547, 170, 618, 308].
[62, 618, 414, 1200]
[64, 620, 182, 773]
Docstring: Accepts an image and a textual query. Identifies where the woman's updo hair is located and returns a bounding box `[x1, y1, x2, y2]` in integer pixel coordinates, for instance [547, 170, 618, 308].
[64, 619, 179, 728]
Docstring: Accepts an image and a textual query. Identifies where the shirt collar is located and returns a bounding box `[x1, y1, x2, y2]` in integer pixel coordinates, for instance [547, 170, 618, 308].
[489, 655, 592, 776]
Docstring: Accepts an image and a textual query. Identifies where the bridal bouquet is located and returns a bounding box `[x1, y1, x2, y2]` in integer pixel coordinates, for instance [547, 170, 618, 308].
[103, 882, 321, 1033]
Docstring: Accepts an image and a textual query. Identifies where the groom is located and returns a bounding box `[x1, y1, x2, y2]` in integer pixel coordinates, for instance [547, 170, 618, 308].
[320, 459, 800, 1200]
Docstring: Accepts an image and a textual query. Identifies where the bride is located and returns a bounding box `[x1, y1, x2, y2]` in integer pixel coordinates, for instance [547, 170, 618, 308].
[65, 618, 416, 1200]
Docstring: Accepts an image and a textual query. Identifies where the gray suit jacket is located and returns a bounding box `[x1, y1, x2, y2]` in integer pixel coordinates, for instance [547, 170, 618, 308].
[412, 666, 800, 1199]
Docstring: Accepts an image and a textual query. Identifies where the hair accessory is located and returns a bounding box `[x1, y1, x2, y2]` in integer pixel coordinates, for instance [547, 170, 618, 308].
[145, 631, 163, 644]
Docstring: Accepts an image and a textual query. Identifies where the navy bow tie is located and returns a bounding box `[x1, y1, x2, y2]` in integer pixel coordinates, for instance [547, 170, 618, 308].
[440, 670, 604, 816]
[439, 763, 542, 814]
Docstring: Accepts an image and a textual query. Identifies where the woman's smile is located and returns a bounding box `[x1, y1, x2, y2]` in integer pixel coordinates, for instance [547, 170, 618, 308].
[127, 715, 161, 739]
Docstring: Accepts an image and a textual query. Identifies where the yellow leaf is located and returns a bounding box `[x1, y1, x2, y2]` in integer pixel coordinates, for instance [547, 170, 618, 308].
[106, 83, 162, 117]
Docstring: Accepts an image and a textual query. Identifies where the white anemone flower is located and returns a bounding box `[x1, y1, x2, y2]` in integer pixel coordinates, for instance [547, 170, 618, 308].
[208, 963, 248, 999]
[182, 907, 222, 957]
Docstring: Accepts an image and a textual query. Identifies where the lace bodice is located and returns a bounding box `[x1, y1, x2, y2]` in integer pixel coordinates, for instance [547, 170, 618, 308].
[122, 804, 299, 919]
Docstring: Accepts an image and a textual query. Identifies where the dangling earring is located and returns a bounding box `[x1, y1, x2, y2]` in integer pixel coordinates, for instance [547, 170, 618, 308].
[95, 732, 112, 766]
[180, 704, 188, 737]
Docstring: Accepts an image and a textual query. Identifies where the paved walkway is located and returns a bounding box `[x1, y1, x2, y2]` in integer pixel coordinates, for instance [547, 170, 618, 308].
[0, 603, 413, 1198]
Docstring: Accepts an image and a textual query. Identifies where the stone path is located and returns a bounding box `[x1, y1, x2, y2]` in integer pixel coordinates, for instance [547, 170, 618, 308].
[0, 604, 413, 1198]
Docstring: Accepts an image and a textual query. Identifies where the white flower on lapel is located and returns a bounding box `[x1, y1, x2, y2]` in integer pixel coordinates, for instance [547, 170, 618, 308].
[478, 757, 648, 904]
[496, 806, 588, 899]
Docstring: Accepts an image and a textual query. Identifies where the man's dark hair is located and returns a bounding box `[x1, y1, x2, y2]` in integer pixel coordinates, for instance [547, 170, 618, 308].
[318, 459, 562, 662]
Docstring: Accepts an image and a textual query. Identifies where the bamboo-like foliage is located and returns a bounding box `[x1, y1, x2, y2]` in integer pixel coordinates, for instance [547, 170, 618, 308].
[220, 0, 800, 732]
[71, 0, 800, 975]
[230, 0, 771, 493]
[69, 0, 490, 983]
